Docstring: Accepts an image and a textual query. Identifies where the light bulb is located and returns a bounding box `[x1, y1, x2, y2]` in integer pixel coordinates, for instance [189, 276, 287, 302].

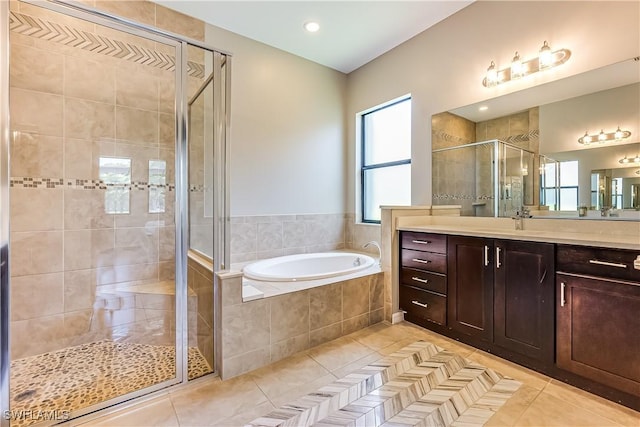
[633, 155, 640, 163]
[614, 126, 624, 140]
[485, 61, 498, 86]
[598, 129, 607, 142]
[511, 52, 523, 79]
[303, 21, 320, 33]
[619, 156, 630, 164]
[581, 132, 592, 145]
[539, 41, 553, 70]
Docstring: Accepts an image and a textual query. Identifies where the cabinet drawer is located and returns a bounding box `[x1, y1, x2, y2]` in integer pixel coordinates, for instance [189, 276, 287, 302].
[557, 245, 640, 282]
[401, 249, 447, 273]
[401, 231, 446, 254]
[399, 285, 446, 325]
[400, 268, 446, 294]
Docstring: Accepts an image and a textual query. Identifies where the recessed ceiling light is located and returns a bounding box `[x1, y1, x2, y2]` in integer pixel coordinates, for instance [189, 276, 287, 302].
[479, 105, 489, 111]
[304, 21, 320, 33]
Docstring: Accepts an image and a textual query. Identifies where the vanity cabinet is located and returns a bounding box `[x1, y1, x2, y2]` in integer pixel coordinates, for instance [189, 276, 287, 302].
[494, 240, 555, 364]
[447, 235, 554, 363]
[447, 236, 494, 341]
[398, 231, 447, 325]
[556, 245, 640, 398]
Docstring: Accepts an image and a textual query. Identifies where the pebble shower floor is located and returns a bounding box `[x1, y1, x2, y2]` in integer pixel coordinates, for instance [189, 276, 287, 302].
[9, 341, 211, 427]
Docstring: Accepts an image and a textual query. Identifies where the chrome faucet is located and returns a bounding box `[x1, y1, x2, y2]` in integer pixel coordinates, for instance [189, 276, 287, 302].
[600, 206, 611, 217]
[512, 206, 531, 230]
[363, 241, 381, 266]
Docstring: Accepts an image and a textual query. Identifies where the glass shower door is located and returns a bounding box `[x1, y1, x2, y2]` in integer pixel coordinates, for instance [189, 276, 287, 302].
[7, 2, 183, 424]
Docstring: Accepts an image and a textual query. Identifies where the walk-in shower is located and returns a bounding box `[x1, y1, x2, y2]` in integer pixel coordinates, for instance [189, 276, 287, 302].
[0, 1, 229, 425]
[432, 139, 535, 217]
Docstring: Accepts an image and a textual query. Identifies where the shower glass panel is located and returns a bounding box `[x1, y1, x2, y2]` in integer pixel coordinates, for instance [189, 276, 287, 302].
[432, 140, 535, 217]
[7, 2, 182, 424]
[186, 45, 225, 379]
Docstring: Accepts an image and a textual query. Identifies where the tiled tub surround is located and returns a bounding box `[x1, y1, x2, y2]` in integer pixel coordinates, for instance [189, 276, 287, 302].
[230, 214, 351, 263]
[216, 269, 384, 379]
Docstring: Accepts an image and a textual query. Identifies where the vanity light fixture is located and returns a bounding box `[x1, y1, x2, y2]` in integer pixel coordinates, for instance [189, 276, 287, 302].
[578, 127, 631, 145]
[619, 154, 640, 165]
[636, 170, 640, 175]
[483, 41, 571, 87]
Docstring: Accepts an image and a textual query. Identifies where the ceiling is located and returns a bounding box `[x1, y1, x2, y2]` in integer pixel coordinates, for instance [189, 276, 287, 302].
[155, 1, 473, 73]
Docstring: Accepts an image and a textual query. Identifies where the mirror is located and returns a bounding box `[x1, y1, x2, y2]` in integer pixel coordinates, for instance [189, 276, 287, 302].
[432, 57, 640, 220]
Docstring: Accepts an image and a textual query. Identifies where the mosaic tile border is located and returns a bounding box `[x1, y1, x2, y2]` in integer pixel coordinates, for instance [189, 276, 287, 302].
[9, 10, 205, 78]
[433, 194, 495, 200]
[249, 340, 521, 427]
[9, 177, 176, 191]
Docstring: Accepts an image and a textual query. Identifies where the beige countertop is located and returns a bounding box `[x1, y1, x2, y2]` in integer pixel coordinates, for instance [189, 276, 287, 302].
[396, 216, 640, 250]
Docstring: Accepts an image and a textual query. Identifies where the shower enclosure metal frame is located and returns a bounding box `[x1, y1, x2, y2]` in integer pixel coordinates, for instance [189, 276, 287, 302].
[0, 0, 231, 424]
[432, 139, 536, 217]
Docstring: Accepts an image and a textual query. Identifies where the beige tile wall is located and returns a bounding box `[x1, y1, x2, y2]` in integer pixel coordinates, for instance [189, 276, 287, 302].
[8, 0, 205, 359]
[216, 271, 384, 379]
[187, 254, 214, 373]
[230, 213, 350, 263]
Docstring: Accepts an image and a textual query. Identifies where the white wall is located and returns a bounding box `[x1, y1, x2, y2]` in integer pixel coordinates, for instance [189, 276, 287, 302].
[346, 1, 640, 212]
[205, 24, 347, 216]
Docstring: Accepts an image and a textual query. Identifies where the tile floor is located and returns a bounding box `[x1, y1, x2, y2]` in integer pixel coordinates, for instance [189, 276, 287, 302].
[74, 322, 639, 427]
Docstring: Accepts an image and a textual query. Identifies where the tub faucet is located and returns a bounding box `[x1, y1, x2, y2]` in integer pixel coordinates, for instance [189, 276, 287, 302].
[363, 241, 382, 266]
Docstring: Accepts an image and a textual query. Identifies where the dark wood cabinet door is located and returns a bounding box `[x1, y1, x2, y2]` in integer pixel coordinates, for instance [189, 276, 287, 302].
[557, 273, 640, 397]
[447, 236, 494, 341]
[494, 240, 555, 364]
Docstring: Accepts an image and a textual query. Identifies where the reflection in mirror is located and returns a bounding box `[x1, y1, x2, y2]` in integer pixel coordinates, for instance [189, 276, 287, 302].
[433, 57, 640, 220]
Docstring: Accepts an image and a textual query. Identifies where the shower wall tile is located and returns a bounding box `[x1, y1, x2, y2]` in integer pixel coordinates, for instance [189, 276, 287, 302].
[159, 113, 175, 148]
[64, 229, 115, 271]
[10, 43, 63, 94]
[94, 1, 156, 29]
[11, 272, 64, 321]
[10, 231, 63, 277]
[11, 314, 66, 359]
[10, 188, 63, 232]
[114, 227, 159, 266]
[63, 138, 105, 180]
[10, 132, 63, 179]
[116, 68, 159, 111]
[64, 269, 98, 312]
[155, 4, 205, 42]
[116, 106, 158, 144]
[65, 98, 115, 141]
[64, 55, 115, 104]
[10, 88, 63, 136]
[64, 189, 115, 230]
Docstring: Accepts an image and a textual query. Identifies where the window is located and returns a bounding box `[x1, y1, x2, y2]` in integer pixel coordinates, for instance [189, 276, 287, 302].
[360, 97, 411, 222]
[100, 157, 131, 214]
[541, 160, 578, 211]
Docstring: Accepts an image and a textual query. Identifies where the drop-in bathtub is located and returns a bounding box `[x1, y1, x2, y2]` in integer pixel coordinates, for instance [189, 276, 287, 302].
[242, 252, 376, 282]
